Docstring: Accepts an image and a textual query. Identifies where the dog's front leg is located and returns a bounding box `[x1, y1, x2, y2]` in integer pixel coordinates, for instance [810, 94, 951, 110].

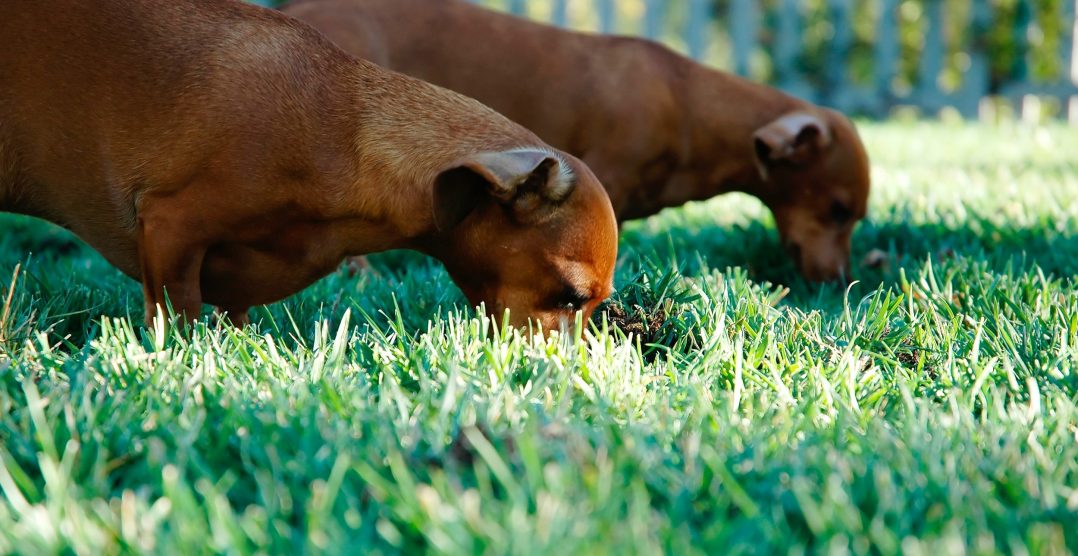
[137, 214, 208, 327]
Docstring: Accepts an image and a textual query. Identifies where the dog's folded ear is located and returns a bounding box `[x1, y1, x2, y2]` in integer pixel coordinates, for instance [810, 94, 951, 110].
[753, 112, 833, 175]
[432, 149, 575, 229]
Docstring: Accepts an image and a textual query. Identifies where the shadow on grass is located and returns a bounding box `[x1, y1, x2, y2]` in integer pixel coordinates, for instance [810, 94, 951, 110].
[3, 212, 1077, 349]
[617, 215, 1078, 312]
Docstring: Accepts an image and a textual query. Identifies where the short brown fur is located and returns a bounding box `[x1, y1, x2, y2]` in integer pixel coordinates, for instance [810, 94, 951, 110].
[0, 0, 618, 331]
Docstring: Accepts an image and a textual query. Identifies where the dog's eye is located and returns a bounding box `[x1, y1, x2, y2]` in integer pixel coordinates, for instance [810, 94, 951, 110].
[830, 200, 854, 224]
[554, 288, 590, 311]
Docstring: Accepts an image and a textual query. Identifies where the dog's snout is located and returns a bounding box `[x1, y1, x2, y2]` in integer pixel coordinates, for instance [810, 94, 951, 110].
[785, 238, 852, 283]
[804, 259, 851, 284]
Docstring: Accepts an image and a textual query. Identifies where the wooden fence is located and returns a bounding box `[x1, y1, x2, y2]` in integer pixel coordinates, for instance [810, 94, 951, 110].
[260, 0, 1078, 121]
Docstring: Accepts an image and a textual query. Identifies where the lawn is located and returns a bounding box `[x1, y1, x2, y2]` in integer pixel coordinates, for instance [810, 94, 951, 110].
[0, 122, 1076, 554]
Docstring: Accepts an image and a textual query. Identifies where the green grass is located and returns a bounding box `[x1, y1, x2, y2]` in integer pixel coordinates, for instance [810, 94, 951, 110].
[1, 122, 1077, 554]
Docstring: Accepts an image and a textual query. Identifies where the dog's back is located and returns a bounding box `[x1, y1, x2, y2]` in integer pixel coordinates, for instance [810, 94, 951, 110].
[0, 2, 329, 193]
[282, 0, 628, 149]
[0, 0, 360, 272]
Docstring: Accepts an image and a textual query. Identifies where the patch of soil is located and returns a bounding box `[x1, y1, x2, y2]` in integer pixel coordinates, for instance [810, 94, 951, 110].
[603, 302, 667, 339]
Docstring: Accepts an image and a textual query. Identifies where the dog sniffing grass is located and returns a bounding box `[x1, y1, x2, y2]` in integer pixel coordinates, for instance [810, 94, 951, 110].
[1, 122, 1076, 553]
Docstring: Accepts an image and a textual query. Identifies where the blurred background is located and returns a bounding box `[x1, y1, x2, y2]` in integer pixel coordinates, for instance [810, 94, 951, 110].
[256, 0, 1078, 122]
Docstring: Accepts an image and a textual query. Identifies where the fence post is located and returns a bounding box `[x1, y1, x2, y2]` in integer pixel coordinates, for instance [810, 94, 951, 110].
[507, 0, 526, 16]
[551, 0, 569, 28]
[1010, 0, 1032, 84]
[824, 0, 853, 110]
[775, 0, 813, 101]
[1066, 0, 1078, 123]
[1002, 0, 1034, 119]
[644, 0, 665, 40]
[916, 0, 946, 115]
[1063, 0, 1077, 83]
[729, 0, 756, 78]
[873, 0, 900, 116]
[686, 0, 709, 61]
[952, 0, 992, 118]
[597, 0, 616, 33]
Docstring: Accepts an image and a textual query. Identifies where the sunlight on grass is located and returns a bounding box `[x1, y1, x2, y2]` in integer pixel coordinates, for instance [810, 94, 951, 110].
[0, 123, 1076, 553]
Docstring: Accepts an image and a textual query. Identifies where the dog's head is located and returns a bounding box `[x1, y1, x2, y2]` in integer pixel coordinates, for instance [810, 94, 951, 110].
[752, 109, 871, 283]
[428, 148, 618, 333]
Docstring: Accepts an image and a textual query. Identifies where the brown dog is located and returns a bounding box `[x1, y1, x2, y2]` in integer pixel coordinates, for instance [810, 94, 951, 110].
[0, 0, 617, 332]
[284, 0, 871, 282]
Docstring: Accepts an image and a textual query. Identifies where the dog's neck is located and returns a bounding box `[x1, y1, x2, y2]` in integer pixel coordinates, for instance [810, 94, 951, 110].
[674, 63, 808, 205]
[331, 61, 536, 254]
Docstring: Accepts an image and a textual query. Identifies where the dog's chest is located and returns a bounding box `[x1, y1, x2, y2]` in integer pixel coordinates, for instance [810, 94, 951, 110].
[201, 223, 344, 307]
